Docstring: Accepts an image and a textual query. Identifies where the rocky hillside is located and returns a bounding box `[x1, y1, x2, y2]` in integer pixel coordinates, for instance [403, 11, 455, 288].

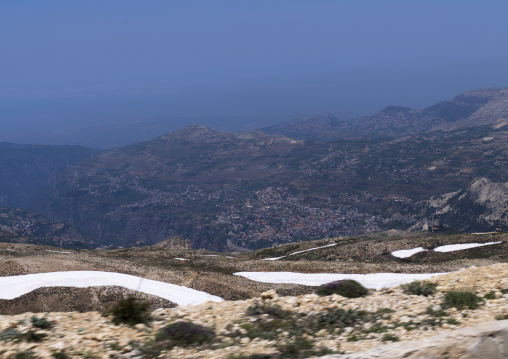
[412, 178, 508, 232]
[40, 121, 508, 250]
[260, 87, 506, 142]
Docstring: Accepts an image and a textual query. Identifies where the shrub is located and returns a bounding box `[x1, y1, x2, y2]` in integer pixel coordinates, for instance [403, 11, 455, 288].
[155, 321, 215, 348]
[442, 290, 482, 310]
[484, 291, 496, 300]
[308, 308, 366, 329]
[52, 352, 71, 359]
[110, 296, 151, 326]
[13, 351, 39, 359]
[381, 333, 400, 342]
[20, 330, 47, 342]
[276, 335, 314, 358]
[0, 328, 20, 341]
[402, 281, 438, 297]
[30, 316, 54, 329]
[246, 301, 294, 319]
[316, 279, 368, 298]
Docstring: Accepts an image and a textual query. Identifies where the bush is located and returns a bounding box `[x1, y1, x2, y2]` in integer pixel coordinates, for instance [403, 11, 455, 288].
[30, 316, 54, 329]
[316, 279, 368, 298]
[484, 291, 496, 300]
[442, 290, 482, 310]
[402, 281, 438, 297]
[246, 301, 294, 319]
[381, 333, 399, 342]
[155, 321, 215, 348]
[110, 296, 151, 326]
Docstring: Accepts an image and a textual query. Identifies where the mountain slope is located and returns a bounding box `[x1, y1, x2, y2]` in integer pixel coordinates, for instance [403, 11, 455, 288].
[0, 143, 98, 208]
[42, 121, 508, 250]
[414, 178, 508, 232]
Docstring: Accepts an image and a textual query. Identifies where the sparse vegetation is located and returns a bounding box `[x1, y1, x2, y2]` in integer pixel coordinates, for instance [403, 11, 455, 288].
[109, 296, 151, 326]
[316, 279, 368, 298]
[381, 333, 400, 342]
[484, 291, 496, 299]
[13, 351, 39, 359]
[155, 321, 215, 348]
[246, 301, 294, 319]
[0, 328, 20, 341]
[402, 281, 438, 297]
[442, 290, 483, 310]
[30, 315, 54, 329]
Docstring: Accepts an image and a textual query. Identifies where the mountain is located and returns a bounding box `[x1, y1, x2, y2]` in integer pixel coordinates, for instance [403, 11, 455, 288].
[42, 119, 508, 250]
[412, 178, 508, 232]
[0, 143, 99, 208]
[260, 87, 507, 141]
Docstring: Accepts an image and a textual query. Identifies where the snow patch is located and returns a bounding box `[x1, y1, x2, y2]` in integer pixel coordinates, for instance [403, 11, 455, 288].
[261, 243, 337, 261]
[235, 272, 445, 290]
[434, 241, 502, 252]
[391, 247, 427, 258]
[174, 258, 189, 261]
[0, 271, 223, 306]
[46, 250, 73, 254]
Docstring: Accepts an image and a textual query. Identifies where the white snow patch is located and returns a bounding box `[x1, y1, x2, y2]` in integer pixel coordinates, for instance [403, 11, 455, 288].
[434, 241, 502, 252]
[261, 256, 285, 261]
[174, 258, 189, 261]
[261, 243, 337, 261]
[235, 272, 445, 290]
[391, 247, 427, 258]
[46, 250, 73, 254]
[0, 271, 223, 306]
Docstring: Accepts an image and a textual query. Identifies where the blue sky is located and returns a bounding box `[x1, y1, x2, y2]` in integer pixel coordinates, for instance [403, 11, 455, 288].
[2, 1, 508, 145]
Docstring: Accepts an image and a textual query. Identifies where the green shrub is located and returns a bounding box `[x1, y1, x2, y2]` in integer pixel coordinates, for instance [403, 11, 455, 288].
[52, 352, 71, 359]
[307, 308, 366, 329]
[13, 351, 39, 359]
[401, 281, 438, 296]
[155, 321, 215, 348]
[30, 316, 54, 329]
[381, 333, 399, 342]
[442, 290, 482, 310]
[20, 330, 46, 342]
[316, 279, 368, 298]
[0, 328, 20, 341]
[276, 335, 314, 358]
[246, 301, 294, 319]
[446, 318, 461, 325]
[110, 296, 151, 326]
[484, 291, 496, 300]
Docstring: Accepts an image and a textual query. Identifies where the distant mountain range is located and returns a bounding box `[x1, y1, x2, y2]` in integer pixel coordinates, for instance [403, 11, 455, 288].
[1, 86, 507, 250]
[37, 86, 508, 250]
[260, 87, 508, 141]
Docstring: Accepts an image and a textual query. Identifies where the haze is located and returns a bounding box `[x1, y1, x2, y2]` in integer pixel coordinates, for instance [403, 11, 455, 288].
[2, 1, 508, 148]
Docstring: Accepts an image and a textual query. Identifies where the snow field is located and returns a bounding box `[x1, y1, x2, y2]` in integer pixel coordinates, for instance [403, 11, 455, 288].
[0, 271, 223, 306]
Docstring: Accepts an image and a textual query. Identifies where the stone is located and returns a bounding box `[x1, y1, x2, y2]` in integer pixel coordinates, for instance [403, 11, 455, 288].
[260, 290, 277, 300]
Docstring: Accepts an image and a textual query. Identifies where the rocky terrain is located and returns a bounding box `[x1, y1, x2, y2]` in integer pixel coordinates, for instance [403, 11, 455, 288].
[39, 121, 508, 250]
[2, 251, 508, 358]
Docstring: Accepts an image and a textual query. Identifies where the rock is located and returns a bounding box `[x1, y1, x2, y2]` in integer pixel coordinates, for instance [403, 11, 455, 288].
[49, 341, 66, 351]
[260, 290, 277, 300]
[240, 337, 251, 344]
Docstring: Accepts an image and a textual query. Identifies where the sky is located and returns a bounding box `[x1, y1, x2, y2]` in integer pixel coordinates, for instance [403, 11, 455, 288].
[2, 1, 508, 147]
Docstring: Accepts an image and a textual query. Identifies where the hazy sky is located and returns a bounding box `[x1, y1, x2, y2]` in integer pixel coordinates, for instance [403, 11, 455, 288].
[2, 1, 508, 145]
